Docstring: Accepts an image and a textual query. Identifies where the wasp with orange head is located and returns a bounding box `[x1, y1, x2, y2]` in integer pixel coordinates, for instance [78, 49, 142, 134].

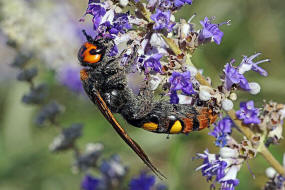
[78, 30, 217, 179]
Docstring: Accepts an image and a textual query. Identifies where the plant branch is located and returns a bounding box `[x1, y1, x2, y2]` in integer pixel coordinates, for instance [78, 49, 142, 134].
[131, 1, 285, 175]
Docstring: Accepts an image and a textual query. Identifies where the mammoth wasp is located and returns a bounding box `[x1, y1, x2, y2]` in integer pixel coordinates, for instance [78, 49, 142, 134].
[78, 30, 217, 179]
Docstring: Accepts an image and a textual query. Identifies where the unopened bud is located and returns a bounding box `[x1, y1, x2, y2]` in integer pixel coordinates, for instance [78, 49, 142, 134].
[199, 89, 211, 101]
[229, 93, 237, 101]
[119, 0, 129, 6]
[265, 167, 276, 179]
[249, 82, 261, 95]
[222, 99, 233, 111]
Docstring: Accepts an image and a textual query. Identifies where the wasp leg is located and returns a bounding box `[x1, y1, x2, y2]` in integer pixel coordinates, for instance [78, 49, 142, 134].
[120, 86, 155, 121]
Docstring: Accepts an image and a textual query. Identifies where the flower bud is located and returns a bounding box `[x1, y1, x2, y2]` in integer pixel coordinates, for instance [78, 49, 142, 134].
[119, 0, 129, 7]
[199, 89, 211, 101]
[279, 108, 285, 120]
[265, 167, 276, 178]
[222, 99, 234, 111]
[181, 22, 190, 37]
[249, 82, 261, 95]
[229, 93, 237, 101]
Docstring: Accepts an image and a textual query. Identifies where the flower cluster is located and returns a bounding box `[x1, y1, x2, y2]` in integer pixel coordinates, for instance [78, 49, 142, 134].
[195, 149, 242, 190]
[82, 171, 167, 190]
[79, 1, 285, 189]
[1, 0, 83, 93]
[264, 154, 285, 190]
[223, 53, 269, 92]
[79, 0, 229, 105]
[5, 0, 285, 189]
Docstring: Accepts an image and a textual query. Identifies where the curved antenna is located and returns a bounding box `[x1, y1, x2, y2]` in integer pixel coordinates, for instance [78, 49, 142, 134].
[82, 30, 94, 42]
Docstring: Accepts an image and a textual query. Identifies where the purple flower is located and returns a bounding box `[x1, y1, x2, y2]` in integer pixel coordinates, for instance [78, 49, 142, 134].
[219, 165, 240, 190]
[238, 53, 270, 76]
[224, 62, 250, 91]
[174, 0, 192, 7]
[170, 90, 179, 104]
[143, 54, 162, 73]
[209, 117, 233, 147]
[111, 13, 132, 35]
[195, 150, 227, 182]
[84, 1, 106, 30]
[100, 155, 127, 180]
[155, 0, 192, 10]
[81, 175, 100, 190]
[199, 17, 224, 45]
[159, 0, 172, 9]
[169, 71, 195, 95]
[150, 9, 175, 32]
[220, 179, 239, 190]
[95, 13, 131, 39]
[96, 21, 115, 39]
[129, 172, 155, 190]
[236, 101, 260, 125]
[195, 149, 241, 190]
[58, 66, 83, 93]
[109, 45, 118, 56]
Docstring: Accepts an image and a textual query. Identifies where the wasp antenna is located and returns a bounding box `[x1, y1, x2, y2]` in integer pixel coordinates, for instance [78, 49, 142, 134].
[82, 30, 93, 42]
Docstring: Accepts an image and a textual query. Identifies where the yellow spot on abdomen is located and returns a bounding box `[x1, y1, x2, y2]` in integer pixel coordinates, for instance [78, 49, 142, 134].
[143, 122, 158, 131]
[170, 120, 183, 134]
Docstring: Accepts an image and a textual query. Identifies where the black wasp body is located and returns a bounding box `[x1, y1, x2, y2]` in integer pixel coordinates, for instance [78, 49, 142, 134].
[78, 31, 217, 178]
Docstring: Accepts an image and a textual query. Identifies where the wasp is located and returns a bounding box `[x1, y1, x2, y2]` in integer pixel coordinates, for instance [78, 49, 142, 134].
[78, 30, 217, 179]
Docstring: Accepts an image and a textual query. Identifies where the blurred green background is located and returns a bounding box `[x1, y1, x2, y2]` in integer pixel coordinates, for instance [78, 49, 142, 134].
[0, 0, 285, 189]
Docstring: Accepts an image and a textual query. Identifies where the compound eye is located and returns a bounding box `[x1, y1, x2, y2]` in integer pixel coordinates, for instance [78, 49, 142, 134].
[83, 49, 102, 64]
[78, 42, 104, 65]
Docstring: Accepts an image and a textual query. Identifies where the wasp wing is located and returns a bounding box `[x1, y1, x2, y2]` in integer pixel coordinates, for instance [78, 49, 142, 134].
[89, 87, 166, 179]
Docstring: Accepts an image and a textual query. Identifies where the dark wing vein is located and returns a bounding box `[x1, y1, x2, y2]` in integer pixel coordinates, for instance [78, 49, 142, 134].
[91, 88, 166, 180]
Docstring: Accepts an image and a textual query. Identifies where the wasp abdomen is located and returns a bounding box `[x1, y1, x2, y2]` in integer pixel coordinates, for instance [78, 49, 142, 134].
[126, 102, 217, 134]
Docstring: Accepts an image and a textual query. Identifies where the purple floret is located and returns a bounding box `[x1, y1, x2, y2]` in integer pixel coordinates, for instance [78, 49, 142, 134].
[224, 62, 250, 91]
[169, 71, 195, 95]
[199, 17, 224, 45]
[151, 9, 175, 32]
[236, 100, 261, 125]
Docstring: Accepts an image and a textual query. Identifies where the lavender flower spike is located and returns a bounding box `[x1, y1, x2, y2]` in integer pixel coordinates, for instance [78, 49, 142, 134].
[236, 100, 261, 125]
[238, 53, 270, 76]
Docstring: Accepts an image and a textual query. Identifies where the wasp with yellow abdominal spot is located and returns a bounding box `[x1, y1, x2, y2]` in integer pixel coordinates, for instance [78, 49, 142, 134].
[78, 30, 217, 179]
